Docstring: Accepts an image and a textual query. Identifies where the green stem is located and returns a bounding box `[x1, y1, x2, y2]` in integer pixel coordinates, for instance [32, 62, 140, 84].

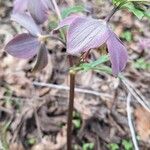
[67, 71, 76, 150]
[51, 0, 66, 41]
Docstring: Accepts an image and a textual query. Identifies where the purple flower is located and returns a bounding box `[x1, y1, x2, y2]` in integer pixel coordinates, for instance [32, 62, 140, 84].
[56, 15, 128, 75]
[139, 38, 150, 52]
[4, 13, 48, 71]
[13, 0, 53, 24]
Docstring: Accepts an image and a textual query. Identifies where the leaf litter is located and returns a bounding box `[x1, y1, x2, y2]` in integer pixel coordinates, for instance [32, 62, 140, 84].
[0, 0, 150, 149]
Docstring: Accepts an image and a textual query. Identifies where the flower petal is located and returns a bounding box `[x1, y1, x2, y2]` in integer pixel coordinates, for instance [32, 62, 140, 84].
[42, 0, 54, 10]
[11, 13, 41, 36]
[13, 0, 28, 13]
[5, 33, 40, 59]
[55, 14, 81, 30]
[32, 44, 48, 72]
[28, 0, 48, 24]
[106, 32, 128, 76]
[67, 18, 110, 54]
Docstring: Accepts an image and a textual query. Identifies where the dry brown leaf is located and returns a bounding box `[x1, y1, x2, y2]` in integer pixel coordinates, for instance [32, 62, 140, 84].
[135, 106, 150, 142]
[9, 143, 25, 150]
[31, 126, 66, 150]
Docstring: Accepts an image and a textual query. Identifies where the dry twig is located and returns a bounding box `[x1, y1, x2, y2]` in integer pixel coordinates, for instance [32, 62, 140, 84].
[127, 93, 139, 150]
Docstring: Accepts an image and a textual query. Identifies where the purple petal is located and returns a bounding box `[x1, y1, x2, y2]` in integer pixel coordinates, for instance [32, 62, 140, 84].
[67, 18, 110, 54]
[13, 0, 28, 13]
[106, 32, 128, 76]
[11, 13, 41, 36]
[33, 44, 48, 71]
[28, 0, 48, 24]
[42, 0, 54, 10]
[55, 14, 81, 30]
[5, 33, 40, 59]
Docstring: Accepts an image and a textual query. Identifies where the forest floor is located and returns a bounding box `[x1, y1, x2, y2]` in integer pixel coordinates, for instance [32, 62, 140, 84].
[0, 0, 150, 150]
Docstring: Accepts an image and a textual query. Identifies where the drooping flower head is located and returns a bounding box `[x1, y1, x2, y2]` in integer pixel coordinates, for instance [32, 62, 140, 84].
[56, 15, 128, 76]
[13, 0, 53, 24]
[4, 13, 48, 71]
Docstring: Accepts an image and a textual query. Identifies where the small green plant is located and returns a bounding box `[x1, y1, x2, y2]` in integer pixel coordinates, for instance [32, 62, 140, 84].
[82, 143, 94, 150]
[121, 31, 133, 42]
[108, 143, 119, 150]
[26, 137, 36, 146]
[133, 58, 150, 70]
[122, 139, 134, 150]
[73, 111, 82, 129]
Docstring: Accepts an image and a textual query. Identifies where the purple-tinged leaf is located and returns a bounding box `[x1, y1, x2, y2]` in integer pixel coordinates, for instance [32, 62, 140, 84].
[28, 0, 48, 24]
[5, 33, 40, 59]
[32, 44, 48, 71]
[55, 14, 81, 30]
[11, 13, 41, 36]
[106, 32, 128, 76]
[67, 18, 110, 54]
[13, 0, 28, 13]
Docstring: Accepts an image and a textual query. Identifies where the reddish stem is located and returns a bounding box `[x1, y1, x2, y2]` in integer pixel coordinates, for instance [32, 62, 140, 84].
[67, 71, 75, 150]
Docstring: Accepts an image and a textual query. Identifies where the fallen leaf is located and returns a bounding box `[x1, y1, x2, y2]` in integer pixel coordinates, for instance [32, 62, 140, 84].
[9, 143, 25, 150]
[135, 106, 150, 142]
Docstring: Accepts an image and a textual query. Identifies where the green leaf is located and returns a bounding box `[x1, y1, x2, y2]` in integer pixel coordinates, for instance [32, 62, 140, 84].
[133, 58, 150, 70]
[108, 143, 119, 150]
[73, 119, 81, 129]
[121, 31, 133, 42]
[121, 2, 150, 20]
[112, 0, 150, 19]
[61, 5, 85, 19]
[89, 55, 109, 67]
[122, 2, 145, 19]
[48, 20, 58, 30]
[112, 0, 150, 6]
[27, 138, 36, 146]
[94, 65, 112, 74]
[122, 139, 133, 150]
[128, 0, 150, 4]
[82, 143, 94, 150]
[112, 0, 127, 7]
[79, 55, 109, 71]
[143, 10, 150, 19]
[71, 55, 110, 74]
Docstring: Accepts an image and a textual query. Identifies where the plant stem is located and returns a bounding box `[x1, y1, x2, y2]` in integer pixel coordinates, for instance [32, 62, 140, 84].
[67, 71, 75, 150]
[51, 0, 66, 41]
[51, 1, 75, 149]
[39, 35, 66, 46]
[51, 0, 62, 21]
[105, 6, 119, 22]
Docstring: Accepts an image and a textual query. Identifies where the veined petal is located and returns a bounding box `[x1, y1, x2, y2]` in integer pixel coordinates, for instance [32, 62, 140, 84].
[33, 44, 48, 72]
[55, 14, 81, 30]
[106, 32, 128, 76]
[28, 0, 48, 24]
[13, 0, 28, 13]
[5, 33, 40, 59]
[67, 18, 110, 54]
[11, 13, 41, 36]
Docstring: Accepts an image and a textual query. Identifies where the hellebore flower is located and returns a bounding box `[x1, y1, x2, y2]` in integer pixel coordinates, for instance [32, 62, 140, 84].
[56, 15, 128, 75]
[13, 0, 53, 24]
[4, 13, 48, 71]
